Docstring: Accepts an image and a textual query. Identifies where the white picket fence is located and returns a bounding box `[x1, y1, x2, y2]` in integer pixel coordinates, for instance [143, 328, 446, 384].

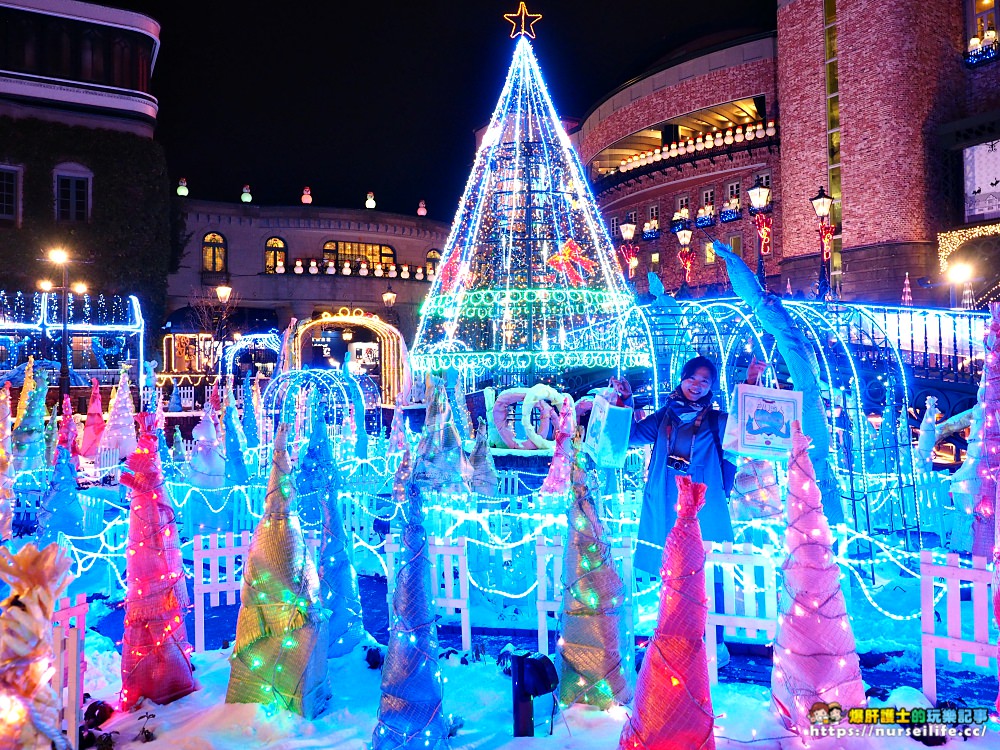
[920, 550, 996, 704]
[52, 593, 88, 750]
[191, 530, 322, 652]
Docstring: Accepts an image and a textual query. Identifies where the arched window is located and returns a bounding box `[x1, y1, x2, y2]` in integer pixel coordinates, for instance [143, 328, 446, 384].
[321, 240, 395, 266]
[426, 248, 442, 273]
[264, 237, 287, 273]
[202, 232, 227, 272]
[53, 162, 92, 222]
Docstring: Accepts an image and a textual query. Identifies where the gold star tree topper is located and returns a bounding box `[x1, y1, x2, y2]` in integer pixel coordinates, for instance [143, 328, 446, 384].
[504, 2, 542, 39]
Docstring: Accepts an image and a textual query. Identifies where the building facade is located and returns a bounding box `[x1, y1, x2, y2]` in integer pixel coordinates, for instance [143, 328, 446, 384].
[0, 0, 172, 329]
[577, 0, 1000, 307]
[167, 198, 450, 346]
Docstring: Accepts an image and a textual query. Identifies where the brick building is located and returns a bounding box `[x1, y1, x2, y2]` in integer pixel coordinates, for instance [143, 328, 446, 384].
[574, 0, 1000, 306]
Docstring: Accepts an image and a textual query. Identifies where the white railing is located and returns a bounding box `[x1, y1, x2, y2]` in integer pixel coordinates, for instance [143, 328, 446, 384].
[52, 593, 88, 750]
[920, 550, 995, 704]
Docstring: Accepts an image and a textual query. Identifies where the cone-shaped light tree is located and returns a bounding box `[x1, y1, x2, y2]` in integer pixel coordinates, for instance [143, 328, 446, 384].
[0, 397, 13, 542]
[0, 543, 73, 750]
[409, 37, 637, 386]
[166, 386, 182, 413]
[36, 446, 83, 546]
[43, 404, 59, 466]
[619, 475, 715, 750]
[373, 447, 453, 749]
[12, 370, 49, 474]
[0, 382, 11, 458]
[411, 381, 471, 497]
[186, 412, 225, 489]
[557, 431, 632, 709]
[99, 368, 138, 460]
[771, 421, 865, 732]
[451, 376, 473, 443]
[954, 303, 1000, 556]
[387, 397, 408, 454]
[119, 413, 196, 710]
[226, 422, 331, 718]
[171, 425, 187, 464]
[223, 400, 249, 486]
[80, 378, 106, 459]
[468, 417, 499, 497]
[14, 355, 35, 430]
[242, 371, 260, 449]
[56, 394, 80, 469]
[540, 396, 574, 496]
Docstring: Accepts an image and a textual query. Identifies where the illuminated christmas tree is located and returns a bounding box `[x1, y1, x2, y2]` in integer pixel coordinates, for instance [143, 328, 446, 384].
[468, 418, 499, 496]
[771, 422, 865, 733]
[223, 399, 249, 486]
[410, 36, 638, 386]
[539, 396, 574, 496]
[119, 413, 196, 710]
[186, 412, 225, 489]
[12, 370, 49, 474]
[0, 382, 11, 458]
[227, 422, 331, 718]
[171, 425, 187, 464]
[373, 447, 454, 748]
[619, 475, 715, 750]
[14, 355, 35, 430]
[242, 371, 260, 449]
[80, 378, 105, 459]
[387, 397, 408, 453]
[411, 382, 470, 496]
[56, 394, 80, 469]
[557, 432, 632, 709]
[99, 368, 138, 460]
[36, 446, 83, 546]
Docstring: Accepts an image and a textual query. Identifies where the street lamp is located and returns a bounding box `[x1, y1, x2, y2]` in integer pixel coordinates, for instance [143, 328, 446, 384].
[618, 223, 639, 278]
[946, 262, 974, 308]
[676, 228, 694, 296]
[810, 186, 835, 300]
[381, 283, 397, 309]
[213, 282, 233, 373]
[747, 175, 773, 286]
[42, 248, 86, 398]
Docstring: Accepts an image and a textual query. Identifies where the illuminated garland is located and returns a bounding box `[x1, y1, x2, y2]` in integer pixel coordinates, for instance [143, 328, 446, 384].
[938, 221, 1000, 271]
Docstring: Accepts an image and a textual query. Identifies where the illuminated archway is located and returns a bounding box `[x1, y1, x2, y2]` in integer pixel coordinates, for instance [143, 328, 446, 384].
[292, 309, 410, 404]
[938, 220, 1000, 271]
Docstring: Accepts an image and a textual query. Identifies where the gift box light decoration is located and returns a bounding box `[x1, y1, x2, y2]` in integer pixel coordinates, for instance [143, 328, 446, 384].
[410, 37, 637, 378]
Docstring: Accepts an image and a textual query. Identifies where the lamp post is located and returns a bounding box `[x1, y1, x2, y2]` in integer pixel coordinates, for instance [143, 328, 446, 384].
[676, 227, 694, 297]
[213, 282, 232, 373]
[381, 283, 398, 327]
[810, 186, 835, 301]
[747, 175, 773, 286]
[618, 222, 639, 279]
[946, 262, 973, 309]
[41, 248, 86, 398]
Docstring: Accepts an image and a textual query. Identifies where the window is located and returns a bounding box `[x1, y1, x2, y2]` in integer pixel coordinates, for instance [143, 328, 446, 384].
[972, 0, 996, 39]
[625, 210, 637, 224]
[651, 251, 660, 270]
[0, 167, 20, 224]
[264, 237, 286, 274]
[676, 195, 690, 212]
[609, 216, 619, 238]
[726, 181, 741, 202]
[649, 205, 659, 222]
[426, 248, 442, 272]
[322, 240, 395, 266]
[754, 171, 771, 189]
[728, 234, 743, 258]
[702, 188, 715, 208]
[202, 232, 227, 272]
[704, 241, 716, 265]
[53, 163, 92, 222]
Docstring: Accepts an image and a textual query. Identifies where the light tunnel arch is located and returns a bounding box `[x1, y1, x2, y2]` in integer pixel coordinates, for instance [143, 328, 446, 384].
[292, 310, 411, 405]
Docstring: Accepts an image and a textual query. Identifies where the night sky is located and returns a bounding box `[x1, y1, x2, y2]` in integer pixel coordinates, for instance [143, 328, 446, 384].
[114, 1, 775, 222]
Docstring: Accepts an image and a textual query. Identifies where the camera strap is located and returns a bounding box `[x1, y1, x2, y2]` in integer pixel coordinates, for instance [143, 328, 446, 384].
[666, 405, 709, 460]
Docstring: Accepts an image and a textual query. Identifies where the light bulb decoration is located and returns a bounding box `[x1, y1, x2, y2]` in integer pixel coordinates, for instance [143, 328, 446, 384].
[557, 430, 633, 709]
[301, 187, 312, 205]
[619, 474, 715, 750]
[241, 185, 252, 204]
[0, 543, 73, 750]
[372, 447, 457, 748]
[119, 412, 197, 710]
[410, 38, 638, 378]
[226, 422, 333, 717]
[417, 199, 428, 217]
[771, 422, 865, 733]
[176, 178, 189, 197]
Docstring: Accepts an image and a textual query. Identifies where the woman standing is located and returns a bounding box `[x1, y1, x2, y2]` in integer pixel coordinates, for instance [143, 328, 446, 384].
[613, 356, 765, 575]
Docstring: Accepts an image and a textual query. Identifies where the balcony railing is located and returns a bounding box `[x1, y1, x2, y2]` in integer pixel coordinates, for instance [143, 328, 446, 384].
[966, 39, 999, 67]
[269, 259, 435, 282]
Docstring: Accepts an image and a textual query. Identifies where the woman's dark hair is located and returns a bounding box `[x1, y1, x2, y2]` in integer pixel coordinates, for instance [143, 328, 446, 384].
[680, 356, 718, 385]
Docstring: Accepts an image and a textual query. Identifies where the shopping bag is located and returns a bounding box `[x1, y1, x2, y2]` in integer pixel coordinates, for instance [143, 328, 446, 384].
[731, 382, 801, 460]
[584, 395, 632, 468]
[730, 458, 783, 520]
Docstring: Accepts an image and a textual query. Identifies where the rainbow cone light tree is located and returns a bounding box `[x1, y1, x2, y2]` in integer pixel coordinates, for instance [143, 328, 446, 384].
[373, 447, 454, 749]
[557, 433, 632, 709]
[14, 355, 35, 430]
[409, 36, 638, 386]
[119, 413, 196, 710]
[771, 422, 865, 732]
[0, 543, 73, 750]
[0, 409, 12, 543]
[226, 422, 331, 718]
[620, 475, 715, 750]
[56, 394, 80, 468]
[0, 381, 11, 458]
[12, 370, 49, 474]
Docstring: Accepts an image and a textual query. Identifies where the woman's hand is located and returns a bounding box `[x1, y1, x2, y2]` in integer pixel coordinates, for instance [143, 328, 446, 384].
[609, 376, 632, 402]
[746, 356, 769, 385]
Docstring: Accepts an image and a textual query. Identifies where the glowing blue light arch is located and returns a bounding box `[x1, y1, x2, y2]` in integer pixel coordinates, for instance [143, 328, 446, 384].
[221, 331, 282, 377]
